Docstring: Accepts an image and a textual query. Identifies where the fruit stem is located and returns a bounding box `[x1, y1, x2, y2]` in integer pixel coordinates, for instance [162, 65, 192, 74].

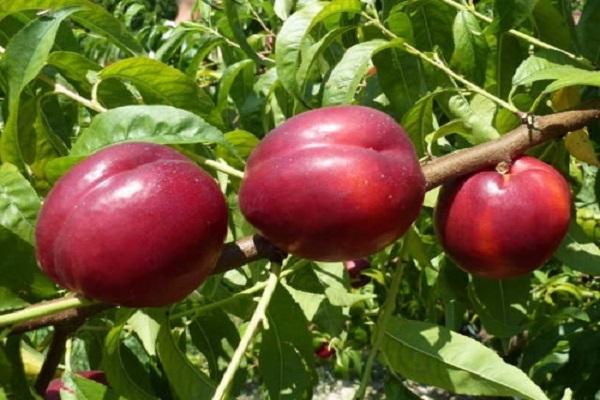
[38, 75, 107, 113]
[0, 295, 95, 329]
[354, 242, 408, 400]
[211, 262, 281, 400]
[438, 0, 589, 66]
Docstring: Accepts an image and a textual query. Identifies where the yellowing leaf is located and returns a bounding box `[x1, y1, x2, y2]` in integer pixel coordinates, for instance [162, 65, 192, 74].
[551, 86, 581, 111]
[564, 129, 600, 167]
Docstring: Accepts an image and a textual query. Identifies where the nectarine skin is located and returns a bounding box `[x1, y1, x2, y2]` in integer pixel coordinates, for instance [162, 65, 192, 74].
[36, 142, 228, 307]
[239, 106, 425, 261]
[434, 156, 571, 279]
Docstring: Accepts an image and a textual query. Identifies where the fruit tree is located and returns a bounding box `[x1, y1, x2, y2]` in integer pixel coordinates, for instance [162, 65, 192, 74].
[0, 0, 599, 399]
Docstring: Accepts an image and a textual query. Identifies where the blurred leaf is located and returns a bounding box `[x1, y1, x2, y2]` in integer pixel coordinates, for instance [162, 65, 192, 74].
[275, 0, 361, 100]
[576, 0, 600, 65]
[323, 39, 402, 106]
[492, 0, 539, 34]
[70, 105, 224, 156]
[533, 0, 572, 50]
[0, 0, 143, 54]
[385, 6, 413, 42]
[451, 11, 488, 85]
[565, 130, 600, 167]
[274, 0, 293, 20]
[0, 7, 79, 169]
[62, 373, 124, 400]
[223, 0, 261, 64]
[103, 312, 158, 400]
[544, 70, 600, 93]
[401, 93, 434, 156]
[382, 318, 550, 400]
[259, 284, 315, 400]
[128, 311, 160, 357]
[188, 309, 240, 380]
[555, 221, 600, 275]
[468, 276, 530, 338]
[99, 57, 214, 116]
[155, 313, 216, 399]
[0, 337, 35, 400]
[217, 59, 255, 112]
[0, 164, 40, 244]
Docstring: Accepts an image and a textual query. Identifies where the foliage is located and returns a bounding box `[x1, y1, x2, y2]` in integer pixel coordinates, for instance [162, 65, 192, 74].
[0, 0, 599, 399]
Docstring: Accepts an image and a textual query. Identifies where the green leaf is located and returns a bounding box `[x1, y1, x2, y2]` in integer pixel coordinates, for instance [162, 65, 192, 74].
[468, 276, 530, 338]
[451, 11, 488, 85]
[275, 0, 361, 100]
[555, 221, 600, 275]
[512, 53, 585, 87]
[64, 374, 124, 400]
[0, 164, 40, 244]
[373, 48, 427, 118]
[128, 311, 161, 357]
[188, 310, 240, 380]
[382, 318, 550, 400]
[223, 0, 262, 64]
[385, 6, 414, 42]
[402, 0, 455, 58]
[99, 57, 214, 116]
[401, 93, 434, 157]
[532, 0, 573, 51]
[0, 7, 79, 169]
[70, 105, 224, 156]
[576, 0, 600, 65]
[313, 262, 370, 306]
[492, 0, 539, 34]
[155, 313, 216, 399]
[217, 59, 255, 112]
[323, 39, 402, 106]
[0, 337, 35, 400]
[0, 0, 143, 54]
[544, 70, 600, 93]
[259, 284, 315, 400]
[448, 94, 499, 144]
[102, 313, 158, 400]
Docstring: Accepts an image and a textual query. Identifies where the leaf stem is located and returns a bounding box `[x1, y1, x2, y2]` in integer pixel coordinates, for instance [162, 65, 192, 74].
[203, 158, 245, 179]
[211, 263, 281, 400]
[438, 0, 588, 65]
[0, 295, 95, 329]
[38, 75, 107, 113]
[354, 246, 407, 400]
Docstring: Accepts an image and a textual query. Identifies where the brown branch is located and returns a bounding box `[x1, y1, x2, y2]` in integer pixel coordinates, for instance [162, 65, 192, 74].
[7, 106, 600, 334]
[422, 107, 600, 190]
[33, 326, 69, 395]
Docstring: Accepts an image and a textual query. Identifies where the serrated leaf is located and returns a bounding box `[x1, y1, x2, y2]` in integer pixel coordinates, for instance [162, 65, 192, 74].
[451, 11, 488, 85]
[275, 0, 361, 100]
[555, 221, 600, 276]
[0, 0, 143, 54]
[99, 57, 214, 116]
[323, 39, 402, 106]
[70, 105, 224, 156]
[382, 318, 549, 400]
[0, 164, 40, 244]
[102, 313, 157, 400]
[259, 284, 314, 400]
[155, 313, 216, 399]
[0, 7, 79, 169]
[468, 276, 530, 338]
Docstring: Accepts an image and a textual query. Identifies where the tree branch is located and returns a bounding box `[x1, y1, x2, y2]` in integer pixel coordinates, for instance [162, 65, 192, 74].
[4, 106, 600, 333]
